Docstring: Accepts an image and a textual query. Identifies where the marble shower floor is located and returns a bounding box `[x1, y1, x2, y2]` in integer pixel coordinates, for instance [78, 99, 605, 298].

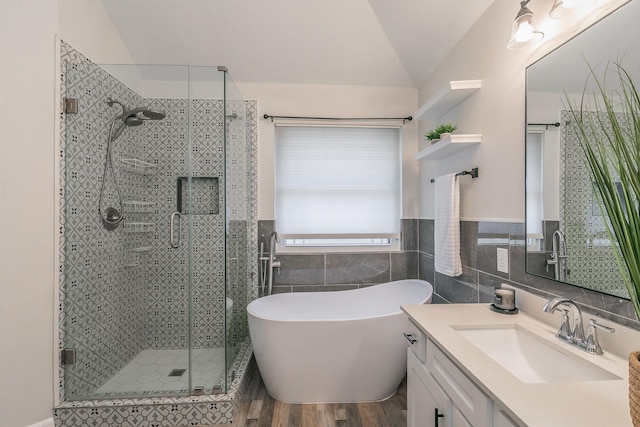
[95, 348, 226, 396]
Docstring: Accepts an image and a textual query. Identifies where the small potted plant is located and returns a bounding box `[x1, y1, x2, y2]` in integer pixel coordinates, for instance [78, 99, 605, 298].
[425, 123, 457, 144]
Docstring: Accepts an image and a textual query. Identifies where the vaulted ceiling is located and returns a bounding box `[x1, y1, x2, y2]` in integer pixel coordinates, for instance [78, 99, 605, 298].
[101, 0, 495, 88]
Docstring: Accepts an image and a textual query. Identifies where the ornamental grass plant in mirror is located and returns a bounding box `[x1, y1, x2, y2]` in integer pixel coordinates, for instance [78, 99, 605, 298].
[566, 63, 640, 321]
[566, 63, 640, 426]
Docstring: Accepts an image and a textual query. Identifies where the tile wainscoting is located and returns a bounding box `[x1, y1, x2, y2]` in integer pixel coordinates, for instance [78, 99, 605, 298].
[257, 219, 638, 329]
[418, 219, 639, 329]
[258, 220, 419, 293]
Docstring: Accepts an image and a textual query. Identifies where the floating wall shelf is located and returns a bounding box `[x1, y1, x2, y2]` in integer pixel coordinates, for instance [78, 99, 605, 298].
[415, 134, 482, 161]
[413, 80, 481, 120]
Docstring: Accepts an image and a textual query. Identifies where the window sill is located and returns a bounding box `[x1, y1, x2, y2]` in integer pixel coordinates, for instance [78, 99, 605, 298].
[275, 241, 402, 254]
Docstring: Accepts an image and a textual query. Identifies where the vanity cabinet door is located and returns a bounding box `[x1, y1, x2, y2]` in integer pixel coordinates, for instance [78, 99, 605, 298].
[408, 349, 451, 427]
[427, 339, 492, 426]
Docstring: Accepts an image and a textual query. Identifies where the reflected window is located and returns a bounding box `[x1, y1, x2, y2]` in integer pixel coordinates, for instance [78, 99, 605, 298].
[526, 131, 544, 251]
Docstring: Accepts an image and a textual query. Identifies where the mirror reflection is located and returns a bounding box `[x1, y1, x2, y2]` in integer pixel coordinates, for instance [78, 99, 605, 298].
[525, 0, 640, 299]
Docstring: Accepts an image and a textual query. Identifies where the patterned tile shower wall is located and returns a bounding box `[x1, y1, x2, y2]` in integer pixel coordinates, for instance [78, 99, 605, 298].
[145, 98, 257, 351]
[59, 41, 258, 400]
[60, 41, 149, 397]
[559, 110, 626, 297]
[144, 97, 214, 351]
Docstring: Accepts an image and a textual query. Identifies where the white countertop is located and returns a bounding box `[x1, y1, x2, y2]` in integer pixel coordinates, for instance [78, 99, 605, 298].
[402, 303, 632, 427]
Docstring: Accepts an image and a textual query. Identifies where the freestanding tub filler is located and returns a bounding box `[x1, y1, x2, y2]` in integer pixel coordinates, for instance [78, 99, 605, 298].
[247, 279, 433, 403]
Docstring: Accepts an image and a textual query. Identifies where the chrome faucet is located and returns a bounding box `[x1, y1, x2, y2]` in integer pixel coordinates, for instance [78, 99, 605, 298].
[267, 231, 281, 296]
[542, 297, 614, 354]
[584, 319, 615, 355]
[543, 297, 585, 343]
[546, 230, 568, 281]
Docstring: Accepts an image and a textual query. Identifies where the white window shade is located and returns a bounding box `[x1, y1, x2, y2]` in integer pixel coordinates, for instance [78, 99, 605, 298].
[526, 132, 544, 238]
[275, 125, 401, 238]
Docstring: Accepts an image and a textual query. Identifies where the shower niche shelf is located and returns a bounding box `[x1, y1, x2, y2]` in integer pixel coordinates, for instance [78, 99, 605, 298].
[122, 222, 154, 233]
[123, 200, 155, 213]
[121, 158, 156, 175]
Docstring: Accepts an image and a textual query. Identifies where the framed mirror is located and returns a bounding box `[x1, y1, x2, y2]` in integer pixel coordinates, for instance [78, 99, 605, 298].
[525, 0, 639, 299]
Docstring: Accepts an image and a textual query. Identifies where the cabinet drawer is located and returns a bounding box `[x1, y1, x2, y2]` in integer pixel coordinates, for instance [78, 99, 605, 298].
[404, 319, 426, 362]
[427, 339, 492, 426]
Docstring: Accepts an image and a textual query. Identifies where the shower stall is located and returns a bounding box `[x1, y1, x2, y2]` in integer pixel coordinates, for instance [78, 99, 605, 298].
[58, 40, 257, 410]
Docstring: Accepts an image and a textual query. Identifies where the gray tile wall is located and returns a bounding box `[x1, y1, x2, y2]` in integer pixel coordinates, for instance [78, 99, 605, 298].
[418, 219, 640, 329]
[257, 219, 419, 293]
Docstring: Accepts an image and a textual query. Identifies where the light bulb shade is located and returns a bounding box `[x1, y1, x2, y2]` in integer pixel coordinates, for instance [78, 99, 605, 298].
[507, 13, 544, 49]
[507, 1, 544, 50]
[549, 0, 596, 18]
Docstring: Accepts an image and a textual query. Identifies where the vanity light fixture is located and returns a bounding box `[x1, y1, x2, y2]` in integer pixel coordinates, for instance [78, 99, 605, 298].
[507, 0, 545, 50]
[549, 0, 596, 18]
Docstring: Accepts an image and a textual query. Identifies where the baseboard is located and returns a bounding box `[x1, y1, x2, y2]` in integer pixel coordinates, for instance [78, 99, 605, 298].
[29, 418, 54, 427]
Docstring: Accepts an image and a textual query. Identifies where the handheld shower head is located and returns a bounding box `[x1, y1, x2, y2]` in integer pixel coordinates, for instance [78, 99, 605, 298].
[125, 116, 144, 126]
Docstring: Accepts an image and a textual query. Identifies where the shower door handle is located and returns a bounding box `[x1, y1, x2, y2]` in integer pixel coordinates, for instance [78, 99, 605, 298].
[170, 212, 181, 248]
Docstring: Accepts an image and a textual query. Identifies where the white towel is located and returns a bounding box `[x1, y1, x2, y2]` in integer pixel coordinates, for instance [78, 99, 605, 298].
[434, 173, 462, 277]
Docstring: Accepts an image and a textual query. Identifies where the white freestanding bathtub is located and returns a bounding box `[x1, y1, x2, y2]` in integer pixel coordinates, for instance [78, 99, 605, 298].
[247, 279, 433, 403]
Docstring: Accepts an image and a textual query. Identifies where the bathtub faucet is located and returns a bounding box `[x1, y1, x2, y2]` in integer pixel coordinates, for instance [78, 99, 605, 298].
[267, 231, 281, 296]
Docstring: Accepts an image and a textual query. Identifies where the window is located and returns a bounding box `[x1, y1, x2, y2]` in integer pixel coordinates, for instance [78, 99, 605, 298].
[275, 125, 402, 250]
[526, 131, 544, 250]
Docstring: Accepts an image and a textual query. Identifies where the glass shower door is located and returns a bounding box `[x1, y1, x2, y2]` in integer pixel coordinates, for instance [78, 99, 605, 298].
[61, 61, 196, 399]
[60, 57, 231, 399]
[186, 66, 231, 395]
[221, 69, 255, 392]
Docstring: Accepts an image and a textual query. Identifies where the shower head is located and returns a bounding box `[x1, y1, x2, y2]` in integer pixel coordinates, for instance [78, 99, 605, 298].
[141, 108, 166, 120]
[107, 97, 166, 121]
[106, 97, 166, 141]
[127, 106, 167, 121]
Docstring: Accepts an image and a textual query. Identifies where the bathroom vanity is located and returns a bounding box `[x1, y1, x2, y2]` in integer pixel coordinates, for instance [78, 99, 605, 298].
[402, 303, 632, 427]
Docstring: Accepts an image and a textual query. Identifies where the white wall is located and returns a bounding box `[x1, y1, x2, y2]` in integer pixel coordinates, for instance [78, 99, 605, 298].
[417, 0, 629, 221]
[235, 82, 419, 220]
[0, 1, 134, 425]
[57, 0, 134, 64]
[0, 2, 58, 426]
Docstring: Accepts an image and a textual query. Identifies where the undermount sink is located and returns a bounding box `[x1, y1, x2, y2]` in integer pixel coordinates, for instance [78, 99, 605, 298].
[454, 324, 621, 383]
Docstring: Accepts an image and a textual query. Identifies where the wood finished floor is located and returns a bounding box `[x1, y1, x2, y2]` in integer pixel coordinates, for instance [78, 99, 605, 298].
[204, 368, 407, 427]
